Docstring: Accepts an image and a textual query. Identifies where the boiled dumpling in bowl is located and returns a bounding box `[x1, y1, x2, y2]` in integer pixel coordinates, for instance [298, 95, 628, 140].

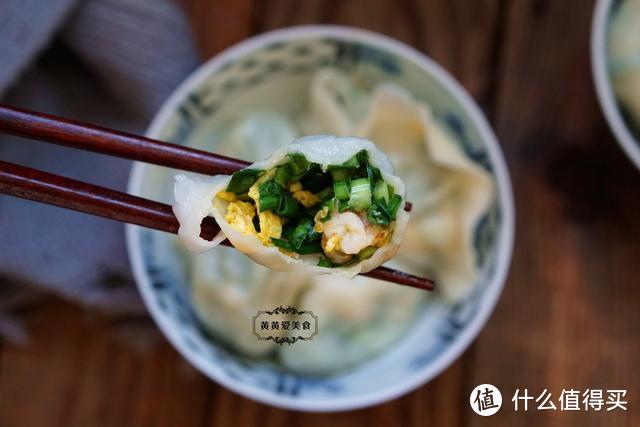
[175, 67, 495, 375]
[303, 69, 494, 302]
[173, 135, 410, 277]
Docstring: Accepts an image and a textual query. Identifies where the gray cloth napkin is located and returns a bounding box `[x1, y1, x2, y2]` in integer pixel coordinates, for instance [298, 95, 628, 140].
[0, 0, 200, 335]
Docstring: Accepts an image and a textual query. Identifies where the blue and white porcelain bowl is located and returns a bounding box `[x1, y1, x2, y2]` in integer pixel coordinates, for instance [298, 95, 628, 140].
[126, 26, 514, 412]
[592, 0, 640, 170]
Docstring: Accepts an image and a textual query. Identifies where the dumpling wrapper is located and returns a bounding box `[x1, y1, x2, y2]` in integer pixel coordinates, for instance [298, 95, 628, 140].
[173, 135, 409, 277]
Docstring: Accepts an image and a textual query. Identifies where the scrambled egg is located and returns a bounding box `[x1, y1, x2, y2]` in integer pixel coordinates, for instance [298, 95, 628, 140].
[289, 182, 302, 192]
[369, 226, 391, 247]
[288, 181, 320, 208]
[218, 188, 282, 246]
[292, 190, 320, 208]
[248, 183, 260, 209]
[224, 200, 257, 235]
[257, 210, 282, 244]
[216, 191, 237, 202]
[323, 235, 341, 253]
[313, 206, 329, 233]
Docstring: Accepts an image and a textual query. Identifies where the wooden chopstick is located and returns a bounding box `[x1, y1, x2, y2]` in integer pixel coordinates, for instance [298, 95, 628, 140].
[0, 104, 247, 175]
[0, 104, 412, 212]
[0, 160, 434, 292]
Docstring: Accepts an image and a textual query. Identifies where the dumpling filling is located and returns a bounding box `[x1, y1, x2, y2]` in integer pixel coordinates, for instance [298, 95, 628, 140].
[217, 149, 403, 268]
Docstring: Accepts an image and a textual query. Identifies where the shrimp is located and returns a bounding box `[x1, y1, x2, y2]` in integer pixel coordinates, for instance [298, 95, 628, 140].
[321, 212, 374, 258]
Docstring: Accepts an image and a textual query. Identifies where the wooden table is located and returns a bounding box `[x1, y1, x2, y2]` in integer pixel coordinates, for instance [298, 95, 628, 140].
[1, 1, 639, 425]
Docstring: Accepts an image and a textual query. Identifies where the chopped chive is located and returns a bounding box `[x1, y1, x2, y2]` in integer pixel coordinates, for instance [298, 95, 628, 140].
[330, 167, 350, 181]
[258, 181, 300, 218]
[287, 153, 310, 181]
[271, 238, 295, 252]
[367, 200, 392, 225]
[342, 156, 360, 169]
[277, 193, 300, 218]
[291, 216, 319, 249]
[342, 150, 368, 169]
[333, 180, 350, 200]
[349, 177, 372, 211]
[275, 164, 291, 187]
[366, 163, 382, 189]
[387, 194, 402, 218]
[373, 180, 389, 202]
[282, 222, 296, 240]
[340, 257, 360, 267]
[317, 258, 334, 268]
[272, 238, 322, 255]
[297, 241, 323, 254]
[387, 183, 395, 196]
[258, 181, 282, 212]
[358, 246, 378, 261]
[226, 169, 263, 194]
[260, 195, 280, 212]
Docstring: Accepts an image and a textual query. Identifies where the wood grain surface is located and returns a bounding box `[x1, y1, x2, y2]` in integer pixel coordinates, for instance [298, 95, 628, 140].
[1, 0, 639, 426]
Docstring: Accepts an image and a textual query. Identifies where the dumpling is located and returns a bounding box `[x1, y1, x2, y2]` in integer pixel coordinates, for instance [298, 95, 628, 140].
[278, 274, 424, 374]
[609, 0, 640, 127]
[189, 247, 311, 357]
[173, 135, 410, 277]
[303, 69, 494, 302]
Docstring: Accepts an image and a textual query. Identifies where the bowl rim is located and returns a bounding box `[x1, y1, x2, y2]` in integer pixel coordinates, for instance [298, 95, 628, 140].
[126, 25, 515, 412]
[591, 0, 640, 170]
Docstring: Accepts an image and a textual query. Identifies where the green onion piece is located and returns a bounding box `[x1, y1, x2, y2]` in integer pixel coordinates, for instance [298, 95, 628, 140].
[291, 217, 318, 249]
[333, 180, 350, 200]
[259, 181, 300, 218]
[297, 241, 323, 255]
[258, 181, 282, 212]
[373, 180, 389, 202]
[287, 153, 310, 181]
[271, 238, 295, 252]
[349, 177, 372, 211]
[330, 167, 350, 181]
[358, 246, 378, 261]
[275, 165, 291, 188]
[340, 257, 360, 267]
[282, 221, 295, 240]
[387, 194, 402, 218]
[315, 187, 333, 201]
[339, 199, 350, 212]
[317, 258, 334, 268]
[272, 238, 322, 255]
[342, 150, 368, 169]
[366, 163, 382, 188]
[277, 193, 300, 218]
[367, 200, 391, 225]
[226, 169, 263, 194]
[342, 156, 360, 169]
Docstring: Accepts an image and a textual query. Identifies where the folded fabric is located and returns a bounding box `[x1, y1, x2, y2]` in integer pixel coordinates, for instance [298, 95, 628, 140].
[0, 0, 200, 320]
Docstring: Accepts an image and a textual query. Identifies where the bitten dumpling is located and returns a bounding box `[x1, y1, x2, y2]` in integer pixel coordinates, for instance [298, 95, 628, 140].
[173, 135, 409, 277]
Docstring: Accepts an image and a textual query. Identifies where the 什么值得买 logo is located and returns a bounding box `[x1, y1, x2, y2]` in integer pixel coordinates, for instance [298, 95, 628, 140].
[253, 306, 318, 345]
